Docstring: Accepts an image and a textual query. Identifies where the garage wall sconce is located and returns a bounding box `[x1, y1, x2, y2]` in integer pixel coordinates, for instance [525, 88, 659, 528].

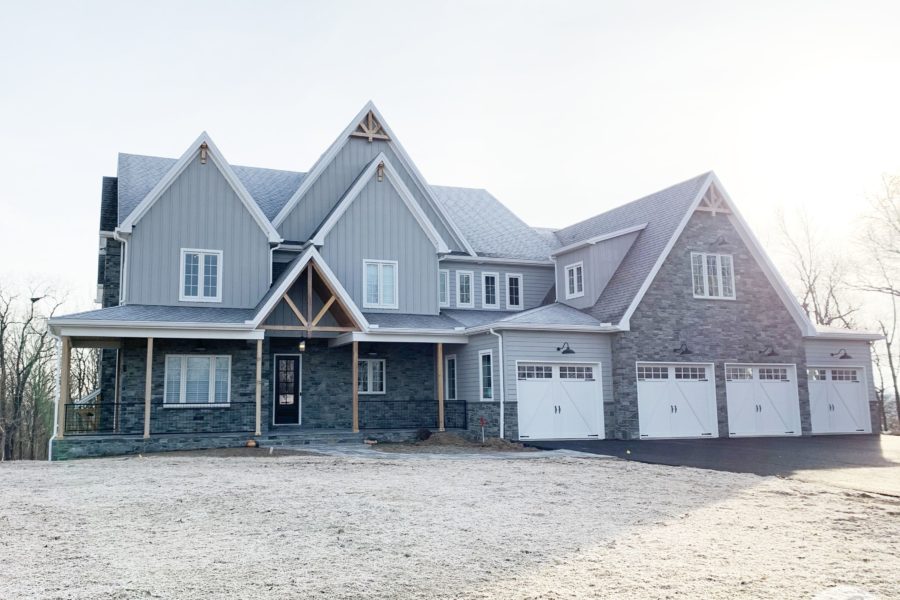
[673, 342, 693, 355]
[556, 342, 575, 355]
[830, 348, 852, 360]
[758, 345, 778, 357]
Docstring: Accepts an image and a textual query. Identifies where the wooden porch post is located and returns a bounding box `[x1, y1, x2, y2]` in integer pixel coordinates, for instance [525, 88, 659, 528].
[143, 337, 153, 439]
[255, 339, 263, 436]
[57, 336, 71, 438]
[351, 341, 359, 432]
[437, 343, 445, 432]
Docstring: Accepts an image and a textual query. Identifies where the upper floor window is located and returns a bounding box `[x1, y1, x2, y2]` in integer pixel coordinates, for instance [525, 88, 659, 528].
[363, 260, 398, 309]
[482, 272, 499, 309]
[565, 262, 584, 299]
[358, 358, 386, 394]
[180, 249, 222, 302]
[691, 252, 735, 299]
[164, 354, 230, 405]
[506, 273, 523, 310]
[439, 270, 450, 307]
[457, 271, 474, 308]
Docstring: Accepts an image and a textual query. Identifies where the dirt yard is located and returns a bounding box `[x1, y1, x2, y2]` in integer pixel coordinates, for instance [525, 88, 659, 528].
[1, 451, 898, 599]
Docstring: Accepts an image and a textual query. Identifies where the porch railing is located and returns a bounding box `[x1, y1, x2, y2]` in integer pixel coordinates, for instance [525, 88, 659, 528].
[63, 400, 257, 436]
[358, 399, 467, 431]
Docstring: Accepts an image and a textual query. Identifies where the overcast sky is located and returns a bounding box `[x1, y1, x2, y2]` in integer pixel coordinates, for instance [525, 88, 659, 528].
[1, 1, 899, 310]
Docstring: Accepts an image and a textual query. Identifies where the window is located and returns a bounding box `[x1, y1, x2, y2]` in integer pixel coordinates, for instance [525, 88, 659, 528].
[560, 366, 594, 380]
[637, 365, 668, 380]
[831, 369, 859, 382]
[759, 367, 789, 381]
[164, 355, 231, 405]
[363, 260, 398, 309]
[727, 366, 754, 380]
[565, 262, 584, 299]
[445, 355, 457, 400]
[479, 350, 493, 400]
[457, 271, 474, 308]
[807, 368, 827, 381]
[358, 359, 385, 394]
[482, 272, 499, 309]
[691, 252, 735, 299]
[518, 364, 552, 380]
[674, 366, 706, 380]
[439, 270, 450, 307]
[506, 273, 523, 310]
[180, 249, 222, 302]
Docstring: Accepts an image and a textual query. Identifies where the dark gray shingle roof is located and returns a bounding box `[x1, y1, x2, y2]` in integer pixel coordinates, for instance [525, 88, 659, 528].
[364, 312, 465, 330]
[497, 303, 607, 327]
[54, 304, 255, 324]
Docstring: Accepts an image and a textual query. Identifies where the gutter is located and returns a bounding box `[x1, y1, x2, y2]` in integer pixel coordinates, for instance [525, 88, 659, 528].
[489, 328, 505, 439]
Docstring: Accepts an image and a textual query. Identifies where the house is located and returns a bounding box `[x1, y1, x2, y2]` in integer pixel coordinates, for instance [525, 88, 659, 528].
[48, 102, 882, 459]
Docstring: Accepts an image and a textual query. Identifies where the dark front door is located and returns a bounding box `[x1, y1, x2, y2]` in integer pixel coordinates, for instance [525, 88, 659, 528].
[274, 355, 301, 425]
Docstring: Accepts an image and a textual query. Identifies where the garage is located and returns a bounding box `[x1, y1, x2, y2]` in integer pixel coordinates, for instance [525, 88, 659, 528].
[808, 367, 871, 434]
[516, 362, 604, 440]
[725, 364, 801, 437]
[636, 362, 718, 438]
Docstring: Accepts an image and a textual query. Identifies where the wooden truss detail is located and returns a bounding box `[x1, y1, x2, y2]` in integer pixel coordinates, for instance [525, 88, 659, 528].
[261, 262, 361, 334]
[695, 184, 731, 216]
[350, 110, 390, 142]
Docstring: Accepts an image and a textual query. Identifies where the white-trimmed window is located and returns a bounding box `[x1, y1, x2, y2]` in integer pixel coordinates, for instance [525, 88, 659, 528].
[482, 272, 499, 309]
[759, 367, 789, 381]
[518, 364, 552, 380]
[445, 354, 457, 400]
[358, 359, 385, 394]
[831, 368, 859, 382]
[691, 252, 735, 299]
[363, 260, 398, 309]
[727, 366, 753, 380]
[479, 350, 493, 401]
[637, 365, 668, 381]
[565, 262, 584, 299]
[164, 355, 231, 405]
[506, 273, 523, 310]
[674, 366, 706, 380]
[560, 365, 594, 380]
[180, 249, 222, 302]
[439, 270, 450, 307]
[457, 271, 474, 308]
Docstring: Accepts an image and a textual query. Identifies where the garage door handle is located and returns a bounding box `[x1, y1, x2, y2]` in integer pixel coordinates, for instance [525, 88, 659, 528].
[674, 405, 678, 413]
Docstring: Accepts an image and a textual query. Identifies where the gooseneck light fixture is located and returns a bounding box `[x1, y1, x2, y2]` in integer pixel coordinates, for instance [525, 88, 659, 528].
[830, 348, 852, 360]
[556, 342, 575, 355]
[673, 342, 693, 355]
[759, 345, 778, 357]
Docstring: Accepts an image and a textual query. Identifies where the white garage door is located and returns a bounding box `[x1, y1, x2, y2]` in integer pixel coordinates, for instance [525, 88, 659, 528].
[808, 367, 871, 434]
[517, 362, 603, 440]
[725, 364, 801, 437]
[636, 363, 718, 438]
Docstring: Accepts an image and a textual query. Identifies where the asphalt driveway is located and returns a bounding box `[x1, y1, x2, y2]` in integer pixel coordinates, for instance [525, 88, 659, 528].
[529, 435, 900, 496]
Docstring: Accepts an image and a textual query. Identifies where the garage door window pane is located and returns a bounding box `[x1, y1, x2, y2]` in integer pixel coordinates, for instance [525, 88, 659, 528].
[807, 368, 827, 381]
[727, 367, 753, 380]
[518, 365, 552, 380]
[759, 367, 788, 381]
[637, 365, 668, 380]
[560, 366, 593, 380]
[831, 369, 858, 382]
[674, 366, 705, 380]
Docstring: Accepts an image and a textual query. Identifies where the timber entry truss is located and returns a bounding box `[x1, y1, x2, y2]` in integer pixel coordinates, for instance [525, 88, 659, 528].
[260, 262, 363, 334]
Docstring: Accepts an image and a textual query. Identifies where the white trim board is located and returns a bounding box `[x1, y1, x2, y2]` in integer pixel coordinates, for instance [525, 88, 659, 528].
[550, 223, 647, 258]
[117, 132, 282, 244]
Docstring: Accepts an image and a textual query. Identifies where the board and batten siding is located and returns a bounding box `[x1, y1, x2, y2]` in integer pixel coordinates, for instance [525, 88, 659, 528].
[321, 177, 439, 315]
[125, 155, 270, 308]
[440, 261, 555, 311]
[804, 339, 878, 432]
[445, 334, 499, 403]
[555, 230, 640, 310]
[277, 138, 464, 253]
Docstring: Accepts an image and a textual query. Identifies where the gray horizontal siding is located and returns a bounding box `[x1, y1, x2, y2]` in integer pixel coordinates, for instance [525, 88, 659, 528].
[804, 339, 878, 429]
[555, 230, 640, 310]
[445, 334, 499, 403]
[440, 262, 554, 311]
[126, 155, 270, 308]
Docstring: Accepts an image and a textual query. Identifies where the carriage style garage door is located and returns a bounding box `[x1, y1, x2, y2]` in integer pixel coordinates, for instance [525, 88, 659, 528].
[725, 364, 801, 437]
[516, 362, 604, 440]
[636, 363, 718, 438]
[808, 367, 871, 434]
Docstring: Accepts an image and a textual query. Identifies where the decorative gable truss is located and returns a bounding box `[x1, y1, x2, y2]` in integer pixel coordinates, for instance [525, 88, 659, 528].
[117, 132, 282, 243]
[350, 110, 390, 142]
[695, 183, 731, 216]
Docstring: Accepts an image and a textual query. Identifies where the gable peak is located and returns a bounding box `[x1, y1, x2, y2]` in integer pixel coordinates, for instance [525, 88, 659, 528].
[350, 110, 390, 143]
[696, 181, 731, 216]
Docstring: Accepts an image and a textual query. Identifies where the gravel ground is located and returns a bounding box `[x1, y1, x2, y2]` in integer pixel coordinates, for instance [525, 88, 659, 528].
[1, 452, 898, 599]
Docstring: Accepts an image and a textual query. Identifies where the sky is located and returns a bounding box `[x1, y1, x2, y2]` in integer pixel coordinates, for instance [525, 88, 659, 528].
[1, 0, 899, 312]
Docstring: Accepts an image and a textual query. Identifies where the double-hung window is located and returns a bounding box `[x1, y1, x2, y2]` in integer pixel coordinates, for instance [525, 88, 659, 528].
[479, 350, 493, 401]
[164, 355, 231, 405]
[506, 273, 523, 310]
[358, 358, 385, 394]
[439, 270, 450, 307]
[457, 271, 474, 308]
[565, 262, 584, 299]
[363, 260, 398, 309]
[691, 252, 735, 299]
[180, 249, 222, 302]
[482, 272, 499, 309]
[445, 355, 457, 400]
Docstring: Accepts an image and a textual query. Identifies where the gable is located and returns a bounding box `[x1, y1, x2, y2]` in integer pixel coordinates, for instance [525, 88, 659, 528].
[555, 228, 642, 310]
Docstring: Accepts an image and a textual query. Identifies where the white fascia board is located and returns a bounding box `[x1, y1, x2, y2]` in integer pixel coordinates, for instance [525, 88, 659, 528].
[805, 330, 884, 341]
[439, 255, 554, 267]
[465, 323, 621, 335]
[53, 325, 264, 340]
[118, 132, 282, 243]
[549, 223, 648, 258]
[329, 331, 469, 347]
[309, 153, 450, 253]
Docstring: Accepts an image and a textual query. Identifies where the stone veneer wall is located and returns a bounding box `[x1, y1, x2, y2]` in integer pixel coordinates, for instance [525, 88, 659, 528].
[98, 239, 122, 404]
[611, 211, 810, 440]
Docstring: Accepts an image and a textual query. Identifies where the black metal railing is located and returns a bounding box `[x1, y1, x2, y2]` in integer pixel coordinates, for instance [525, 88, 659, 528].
[64, 399, 257, 436]
[358, 399, 467, 431]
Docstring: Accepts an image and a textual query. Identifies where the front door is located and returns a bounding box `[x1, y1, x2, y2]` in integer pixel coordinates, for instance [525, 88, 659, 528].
[274, 355, 301, 425]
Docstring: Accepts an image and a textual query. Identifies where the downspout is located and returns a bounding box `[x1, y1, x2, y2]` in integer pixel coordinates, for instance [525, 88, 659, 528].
[113, 231, 128, 305]
[269, 243, 283, 286]
[489, 328, 505, 439]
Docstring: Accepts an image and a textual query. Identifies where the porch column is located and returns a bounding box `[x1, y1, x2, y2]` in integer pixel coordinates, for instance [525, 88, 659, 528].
[437, 343, 445, 432]
[254, 339, 262, 436]
[56, 336, 71, 438]
[143, 337, 153, 439]
[351, 341, 359, 432]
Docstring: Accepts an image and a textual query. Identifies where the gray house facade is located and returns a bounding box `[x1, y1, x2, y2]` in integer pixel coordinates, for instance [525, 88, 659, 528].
[49, 102, 882, 459]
